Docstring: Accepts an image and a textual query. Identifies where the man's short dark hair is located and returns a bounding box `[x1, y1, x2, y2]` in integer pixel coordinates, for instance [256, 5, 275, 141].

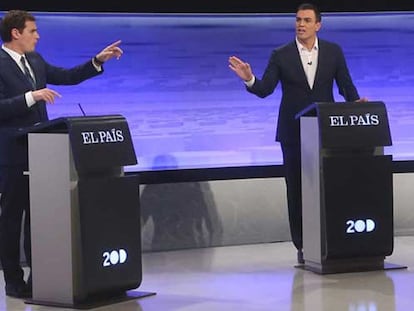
[297, 3, 322, 22]
[0, 10, 36, 43]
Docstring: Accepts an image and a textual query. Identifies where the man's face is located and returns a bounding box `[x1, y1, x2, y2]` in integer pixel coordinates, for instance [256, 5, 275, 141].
[295, 9, 321, 42]
[14, 20, 39, 53]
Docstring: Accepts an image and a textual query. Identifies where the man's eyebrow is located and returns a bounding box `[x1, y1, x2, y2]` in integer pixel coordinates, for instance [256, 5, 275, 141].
[296, 17, 313, 21]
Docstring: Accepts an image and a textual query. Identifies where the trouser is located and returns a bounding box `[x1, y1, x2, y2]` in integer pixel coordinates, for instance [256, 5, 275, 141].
[0, 167, 31, 285]
[281, 143, 302, 251]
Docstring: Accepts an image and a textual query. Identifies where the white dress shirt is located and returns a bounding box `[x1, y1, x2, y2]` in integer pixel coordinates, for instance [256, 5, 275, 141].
[296, 37, 319, 89]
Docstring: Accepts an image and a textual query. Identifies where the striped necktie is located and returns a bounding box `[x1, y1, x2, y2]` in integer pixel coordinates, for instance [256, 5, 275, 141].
[20, 56, 36, 90]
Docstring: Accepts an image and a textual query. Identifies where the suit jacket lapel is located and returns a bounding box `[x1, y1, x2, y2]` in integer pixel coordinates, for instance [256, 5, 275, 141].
[313, 41, 327, 90]
[290, 41, 312, 91]
[0, 50, 35, 89]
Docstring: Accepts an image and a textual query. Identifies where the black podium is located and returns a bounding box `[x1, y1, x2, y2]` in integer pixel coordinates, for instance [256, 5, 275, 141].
[23, 115, 154, 307]
[296, 102, 403, 274]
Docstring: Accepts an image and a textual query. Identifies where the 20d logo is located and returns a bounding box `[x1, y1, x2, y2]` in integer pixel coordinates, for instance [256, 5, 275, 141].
[346, 219, 376, 234]
[102, 249, 128, 267]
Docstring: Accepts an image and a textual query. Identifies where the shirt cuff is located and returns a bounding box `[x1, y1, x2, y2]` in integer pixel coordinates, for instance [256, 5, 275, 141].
[244, 76, 255, 87]
[92, 57, 103, 72]
[25, 91, 36, 107]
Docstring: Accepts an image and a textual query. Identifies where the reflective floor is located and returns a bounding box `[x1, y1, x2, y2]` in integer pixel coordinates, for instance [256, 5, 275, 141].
[2, 235, 414, 310]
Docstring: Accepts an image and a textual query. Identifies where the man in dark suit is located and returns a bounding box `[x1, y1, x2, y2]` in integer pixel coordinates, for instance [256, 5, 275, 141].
[0, 10, 123, 298]
[228, 3, 367, 264]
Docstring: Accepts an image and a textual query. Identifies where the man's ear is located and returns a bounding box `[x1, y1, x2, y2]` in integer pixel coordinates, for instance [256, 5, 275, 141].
[316, 22, 321, 32]
[11, 28, 20, 40]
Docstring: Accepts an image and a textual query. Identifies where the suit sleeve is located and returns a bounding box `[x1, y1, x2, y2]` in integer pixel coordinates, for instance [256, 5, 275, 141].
[335, 45, 360, 101]
[247, 49, 280, 98]
[28, 52, 102, 87]
[0, 87, 32, 121]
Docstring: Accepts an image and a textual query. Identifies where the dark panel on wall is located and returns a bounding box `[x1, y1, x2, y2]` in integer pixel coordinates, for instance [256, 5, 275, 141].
[1, 0, 411, 13]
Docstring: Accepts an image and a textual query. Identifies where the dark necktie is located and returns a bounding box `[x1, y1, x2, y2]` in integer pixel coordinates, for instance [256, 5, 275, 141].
[20, 56, 36, 90]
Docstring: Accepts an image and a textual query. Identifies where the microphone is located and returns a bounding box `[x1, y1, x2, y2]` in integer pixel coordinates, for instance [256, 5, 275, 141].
[78, 103, 86, 116]
[307, 61, 312, 65]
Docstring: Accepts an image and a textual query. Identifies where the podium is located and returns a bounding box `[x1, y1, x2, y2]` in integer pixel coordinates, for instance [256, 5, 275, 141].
[23, 115, 154, 307]
[296, 102, 403, 274]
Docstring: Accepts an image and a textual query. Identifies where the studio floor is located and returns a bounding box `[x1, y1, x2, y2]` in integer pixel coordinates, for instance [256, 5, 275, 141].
[1, 235, 414, 310]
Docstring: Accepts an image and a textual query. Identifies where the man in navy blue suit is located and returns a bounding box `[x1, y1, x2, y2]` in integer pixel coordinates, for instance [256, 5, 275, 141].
[0, 10, 123, 298]
[229, 3, 367, 264]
